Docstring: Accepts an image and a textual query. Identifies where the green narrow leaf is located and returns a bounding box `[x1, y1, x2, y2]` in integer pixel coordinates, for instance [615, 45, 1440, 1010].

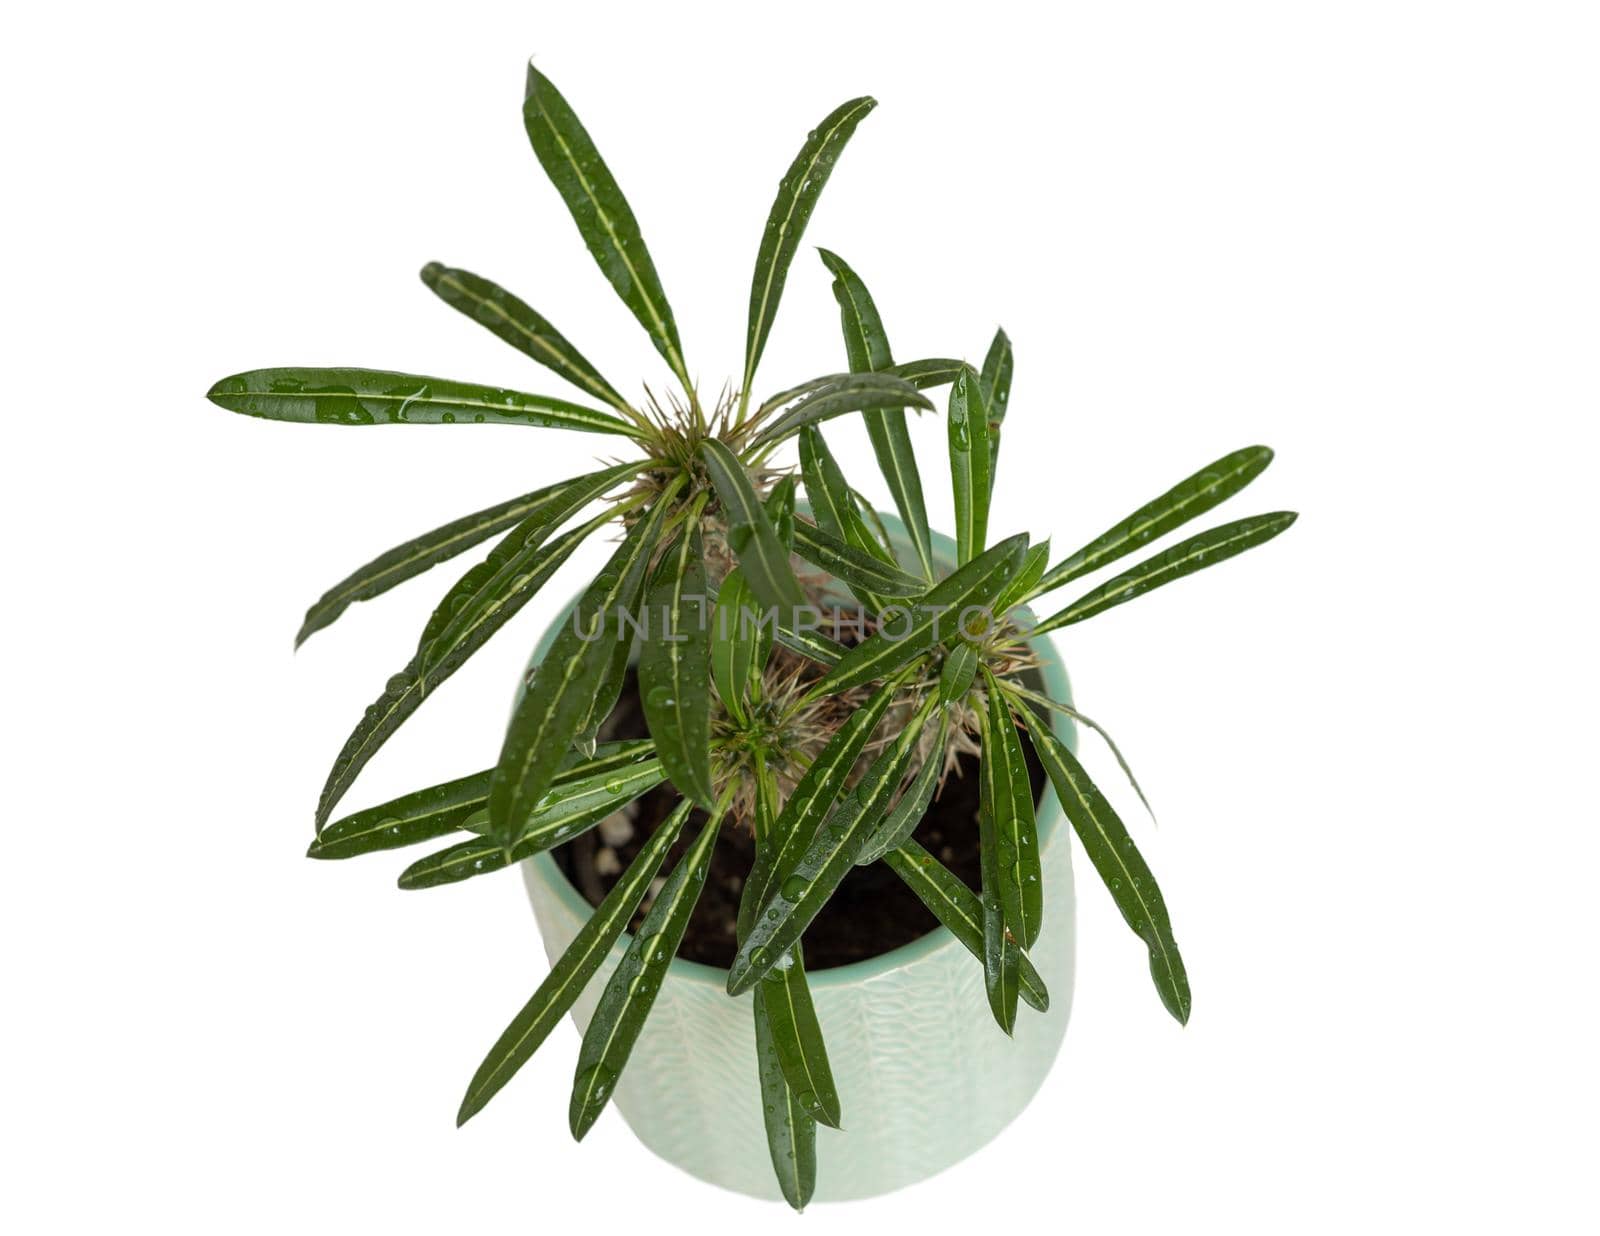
[810, 534, 1029, 699]
[313, 515, 600, 830]
[738, 754, 783, 942]
[572, 574, 640, 758]
[883, 840, 1048, 1012]
[948, 366, 993, 565]
[750, 372, 932, 449]
[570, 794, 728, 1139]
[884, 358, 964, 390]
[638, 521, 715, 806]
[699, 439, 805, 614]
[709, 568, 761, 726]
[740, 760, 821, 1207]
[1018, 708, 1190, 1024]
[414, 464, 641, 671]
[398, 758, 666, 890]
[759, 947, 841, 1129]
[1035, 446, 1278, 595]
[311, 467, 636, 829]
[457, 798, 692, 1125]
[743, 671, 911, 915]
[753, 986, 817, 1210]
[522, 64, 689, 390]
[742, 96, 878, 401]
[797, 427, 896, 613]
[419, 262, 632, 414]
[311, 743, 657, 861]
[981, 668, 1043, 948]
[990, 540, 1051, 622]
[489, 489, 679, 840]
[729, 695, 934, 994]
[791, 518, 926, 598]
[978, 328, 1013, 474]
[938, 643, 979, 705]
[1032, 512, 1298, 636]
[292, 480, 594, 649]
[976, 700, 1020, 1034]
[816, 248, 935, 581]
[206, 367, 638, 436]
[764, 474, 799, 550]
[309, 768, 490, 860]
[771, 621, 845, 668]
[855, 708, 950, 866]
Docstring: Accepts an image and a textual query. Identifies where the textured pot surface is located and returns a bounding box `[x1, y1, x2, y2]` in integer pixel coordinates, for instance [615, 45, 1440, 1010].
[520, 520, 1076, 1202]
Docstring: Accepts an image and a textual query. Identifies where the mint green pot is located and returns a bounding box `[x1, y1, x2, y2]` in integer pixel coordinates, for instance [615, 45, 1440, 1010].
[519, 517, 1076, 1203]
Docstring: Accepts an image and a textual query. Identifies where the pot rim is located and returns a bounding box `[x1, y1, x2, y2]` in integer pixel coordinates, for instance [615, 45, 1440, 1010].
[522, 511, 1074, 991]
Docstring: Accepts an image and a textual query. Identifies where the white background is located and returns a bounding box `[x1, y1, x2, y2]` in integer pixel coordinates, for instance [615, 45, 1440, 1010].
[6, 2, 1597, 1231]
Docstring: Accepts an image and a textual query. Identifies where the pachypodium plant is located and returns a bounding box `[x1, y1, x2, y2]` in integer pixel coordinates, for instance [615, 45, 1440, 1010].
[210, 63, 1295, 1209]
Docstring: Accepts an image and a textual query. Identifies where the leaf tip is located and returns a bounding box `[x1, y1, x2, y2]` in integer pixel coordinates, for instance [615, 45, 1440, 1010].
[419, 260, 446, 288]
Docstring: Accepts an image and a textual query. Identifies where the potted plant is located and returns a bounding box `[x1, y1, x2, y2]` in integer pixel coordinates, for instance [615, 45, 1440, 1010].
[209, 62, 1295, 1206]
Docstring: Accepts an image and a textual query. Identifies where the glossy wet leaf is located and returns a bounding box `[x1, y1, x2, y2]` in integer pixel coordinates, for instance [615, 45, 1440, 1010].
[419, 262, 632, 414]
[489, 490, 678, 840]
[206, 367, 638, 436]
[883, 840, 1048, 1013]
[569, 797, 726, 1139]
[791, 518, 925, 599]
[938, 643, 979, 705]
[981, 667, 1043, 948]
[797, 427, 896, 613]
[456, 798, 691, 1125]
[990, 540, 1051, 622]
[1034, 446, 1277, 595]
[817, 248, 934, 580]
[398, 757, 665, 890]
[764, 474, 798, 550]
[742, 96, 877, 399]
[728, 698, 932, 994]
[948, 366, 993, 565]
[743, 671, 910, 915]
[810, 534, 1029, 698]
[856, 708, 950, 866]
[292, 467, 637, 648]
[753, 985, 817, 1211]
[709, 568, 763, 726]
[699, 439, 805, 614]
[522, 64, 689, 390]
[309, 768, 491, 860]
[771, 622, 845, 668]
[750, 371, 932, 449]
[979, 327, 1013, 473]
[1018, 707, 1191, 1024]
[883, 357, 964, 390]
[760, 947, 841, 1129]
[314, 514, 600, 830]
[1032, 511, 1298, 636]
[638, 522, 715, 806]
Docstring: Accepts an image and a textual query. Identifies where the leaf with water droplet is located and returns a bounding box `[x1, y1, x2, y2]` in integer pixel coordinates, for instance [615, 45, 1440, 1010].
[1017, 706, 1190, 1024]
[883, 839, 1048, 1013]
[948, 366, 993, 565]
[456, 798, 689, 1125]
[569, 797, 725, 1139]
[490, 487, 680, 842]
[742, 95, 877, 407]
[1033, 445, 1278, 597]
[206, 367, 640, 436]
[1031, 511, 1297, 637]
[699, 439, 805, 616]
[522, 64, 691, 393]
[638, 520, 715, 807]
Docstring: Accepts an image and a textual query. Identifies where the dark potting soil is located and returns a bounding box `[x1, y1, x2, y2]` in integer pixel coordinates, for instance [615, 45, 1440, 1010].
[550, 671, 1048, 971]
